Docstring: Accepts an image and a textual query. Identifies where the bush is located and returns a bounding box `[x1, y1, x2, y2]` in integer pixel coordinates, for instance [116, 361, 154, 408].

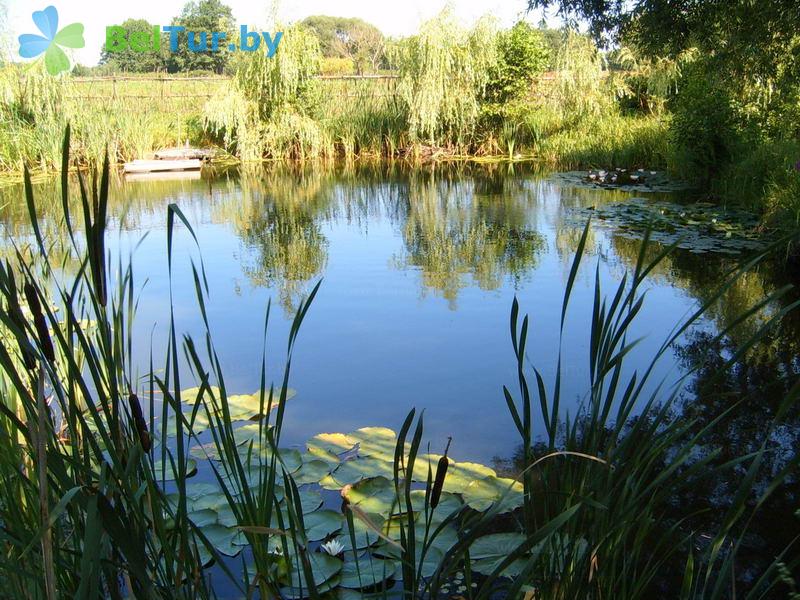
[320, 57, 355, 76]
[669, 58, 740, 186]
[485, 21, 549, 104]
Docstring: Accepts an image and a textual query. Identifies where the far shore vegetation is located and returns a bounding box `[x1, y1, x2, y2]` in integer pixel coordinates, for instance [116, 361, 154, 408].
[1, 0, 799, 234]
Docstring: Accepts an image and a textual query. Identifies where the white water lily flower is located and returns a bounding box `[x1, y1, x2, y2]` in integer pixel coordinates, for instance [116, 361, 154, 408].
[320, 539, 344, 556]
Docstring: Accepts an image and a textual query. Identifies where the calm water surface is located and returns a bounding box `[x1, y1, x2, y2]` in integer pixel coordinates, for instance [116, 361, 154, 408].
[0, 162, 785, 465]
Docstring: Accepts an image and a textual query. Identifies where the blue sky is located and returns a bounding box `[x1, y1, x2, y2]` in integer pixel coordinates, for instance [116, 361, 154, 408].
[3, 0, 555, 66]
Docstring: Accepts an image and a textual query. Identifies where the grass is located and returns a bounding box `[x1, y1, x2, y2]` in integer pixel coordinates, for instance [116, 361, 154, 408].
[0, 130, 797, 598]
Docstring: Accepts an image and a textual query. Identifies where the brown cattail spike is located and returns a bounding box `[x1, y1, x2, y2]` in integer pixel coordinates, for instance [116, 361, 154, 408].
[430, 436, 452, 509]
[23, 282, 55, 365]
[128, 393, 151, 452]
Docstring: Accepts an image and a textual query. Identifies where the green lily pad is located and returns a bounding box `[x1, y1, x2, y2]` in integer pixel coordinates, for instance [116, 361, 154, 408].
[339, 555, 399, 589]
[188, 508, 218, 528]
[344, 477, 400, 515]
[201, 524, 244, 557]
[320, 457, 394, 490]
[303, 509, 344, 541]
[462, 476, 524, 513]
[294, 458, 333, 485]
[191, 491, 230, 512]
[470, 532, 529, 577]
[296, 489, 323, 514]
[281, 551, 343, 592]
[307, 432, 358, 458]
[336, 512, 387, 551]
[152, 458, 197, 481]
[349, 427, 403, 462]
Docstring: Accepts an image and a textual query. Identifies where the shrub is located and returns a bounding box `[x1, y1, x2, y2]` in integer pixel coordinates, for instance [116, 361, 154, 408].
[669, 58, 740, 186]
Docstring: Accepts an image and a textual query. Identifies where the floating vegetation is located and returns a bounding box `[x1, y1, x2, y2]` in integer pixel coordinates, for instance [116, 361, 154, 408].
[567, 197, 766, 254]
[170, 420, 525, 595]
[551, 169, 694, 193]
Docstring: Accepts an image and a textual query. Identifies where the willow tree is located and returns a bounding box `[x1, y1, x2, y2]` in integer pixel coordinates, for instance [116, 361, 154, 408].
[395, 10, 499, 148]
[204, 23, 331, 160]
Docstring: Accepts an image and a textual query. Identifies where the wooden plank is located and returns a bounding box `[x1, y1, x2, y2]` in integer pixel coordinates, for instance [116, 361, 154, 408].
[154, 148, 215, 160]
[123, 159, 202, 174]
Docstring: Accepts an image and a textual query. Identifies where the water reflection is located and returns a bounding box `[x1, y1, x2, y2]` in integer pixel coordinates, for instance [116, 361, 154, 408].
[0, 161, 796, 465]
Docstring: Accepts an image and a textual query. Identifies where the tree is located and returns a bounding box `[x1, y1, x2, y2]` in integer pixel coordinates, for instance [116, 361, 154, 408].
[166, 0, 234, 74]
[99, 19, 167, 72]
[301, 16, 384, 74]
[486, 21, 549, 103]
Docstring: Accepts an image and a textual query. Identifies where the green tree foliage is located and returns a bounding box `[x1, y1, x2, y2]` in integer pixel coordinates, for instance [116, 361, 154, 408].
[485, 21, 549, 103]
[301, 15, 384, 74]
[166, 0, 234, 74]
[99, 19, 167, 72]
[395, 9, 498, 146]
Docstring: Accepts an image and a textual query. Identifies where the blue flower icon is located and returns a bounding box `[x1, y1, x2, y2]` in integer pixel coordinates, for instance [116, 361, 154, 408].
[18, 6, 85, 75]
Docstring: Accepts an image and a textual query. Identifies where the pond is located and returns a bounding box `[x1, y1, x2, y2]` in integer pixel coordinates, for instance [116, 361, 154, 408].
[2, 162, 798, 596]
[0, 162, 792, 465]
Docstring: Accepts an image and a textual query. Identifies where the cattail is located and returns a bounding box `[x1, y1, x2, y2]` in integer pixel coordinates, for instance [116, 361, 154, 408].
[23, 281, 55, 365]
[128, 393, 151, 451]
[430, 437, 452, 509]
[3, 268, 36, 371]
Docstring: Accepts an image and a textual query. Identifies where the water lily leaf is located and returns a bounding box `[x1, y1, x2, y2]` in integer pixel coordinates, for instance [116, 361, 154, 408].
[462, 476, 524, 513]
[152, 458, 197, 481]
[201, 524, 244, 557]
[308, 433, 358, 458]
[192, 491, 230, 512]
[376, 544, 444, 578]
[188, 508, 218, 528]
[339, 555, 399, 589]
[303, 509, 344, 541]
[409, 490, 463, 522]
[185, 483, 220, 499]
[344, 476, 399, 515]
[281, 551, 342, 592]
[320, 457, 394, 490]
[470, 532, 529, 577]
[336, 512, 386, 551]
[216, 505, 238, 528]
[348, 427, 401, 462]
[161, 412, 210, 436]
[294, 458, 333, 485]
[296, 489, 323, 514]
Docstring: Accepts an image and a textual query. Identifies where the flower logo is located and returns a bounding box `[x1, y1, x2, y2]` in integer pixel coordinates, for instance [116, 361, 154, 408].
[18, 6, 85, 75]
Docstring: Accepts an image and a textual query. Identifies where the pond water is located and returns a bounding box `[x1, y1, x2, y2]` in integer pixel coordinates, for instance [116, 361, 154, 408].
[0, 162, 793, 468]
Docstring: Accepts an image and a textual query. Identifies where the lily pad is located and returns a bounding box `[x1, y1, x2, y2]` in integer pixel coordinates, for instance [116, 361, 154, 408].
[152, 458, 197, 481]
[462, 476, 524, 513]
[307, 433, 358, 458]
[294, 458, 333, 485]
[320, 457, 394, 490]
[349, 427, 403, 462]
[339, 555, 400, 589]
[303, 509, 344, 541]
[281, 551, 343, 593]
[188, 508, 218, 528]
[336, 512, 387, 551]
[470, 532, 529, 577]
[201, 524, 244, 557]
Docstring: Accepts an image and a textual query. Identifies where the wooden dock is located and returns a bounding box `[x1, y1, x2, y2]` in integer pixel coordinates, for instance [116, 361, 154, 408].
[123, 159, 202, 174]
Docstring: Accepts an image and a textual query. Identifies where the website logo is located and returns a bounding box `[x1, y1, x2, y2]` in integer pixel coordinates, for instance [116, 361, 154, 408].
[18, 6, 85, 75]
[105, 25, 282, 57]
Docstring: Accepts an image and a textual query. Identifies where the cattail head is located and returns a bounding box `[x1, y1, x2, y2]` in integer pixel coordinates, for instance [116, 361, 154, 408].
[128, 393, 151, 452]
[23, 281, 55, 366]
[430, 437, 452, 509]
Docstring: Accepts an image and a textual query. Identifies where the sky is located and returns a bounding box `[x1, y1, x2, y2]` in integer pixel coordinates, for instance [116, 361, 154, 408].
[3, 0, 555, 66]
